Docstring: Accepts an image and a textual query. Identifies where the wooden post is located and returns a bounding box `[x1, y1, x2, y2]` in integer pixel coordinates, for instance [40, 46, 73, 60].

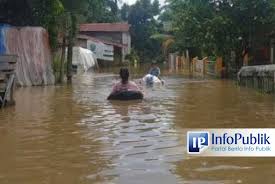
[271, 47, 274, 64]
[271, 39, 274, 64]
[202, 57, 208, 76]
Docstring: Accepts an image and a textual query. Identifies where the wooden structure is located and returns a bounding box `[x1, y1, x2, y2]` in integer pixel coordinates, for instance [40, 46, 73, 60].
[168, 53, 224, 77]
[168, 53, 191, 72]
[0, 55, 17, 108]
[192, 57, 207, 76]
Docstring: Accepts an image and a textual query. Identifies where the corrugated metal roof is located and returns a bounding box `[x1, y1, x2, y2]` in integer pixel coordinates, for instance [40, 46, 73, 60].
[79, 23, 130, 32]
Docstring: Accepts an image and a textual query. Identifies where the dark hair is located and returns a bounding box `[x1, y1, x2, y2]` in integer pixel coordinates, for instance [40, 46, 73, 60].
[119, 68, 129, 84]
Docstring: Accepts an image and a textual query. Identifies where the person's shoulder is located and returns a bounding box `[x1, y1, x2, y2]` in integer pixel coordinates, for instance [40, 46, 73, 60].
[113, 81, 122, 86]
[129, 81, 138, 86]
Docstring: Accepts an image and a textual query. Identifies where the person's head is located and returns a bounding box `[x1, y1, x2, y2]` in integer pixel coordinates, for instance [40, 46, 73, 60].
[151, 60, 157, 67]
[119, 68, 129, 84]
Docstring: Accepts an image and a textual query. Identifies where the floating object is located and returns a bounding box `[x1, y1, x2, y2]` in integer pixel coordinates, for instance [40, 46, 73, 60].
[107, 91, 143, 101]
[142, 74, 164, 87]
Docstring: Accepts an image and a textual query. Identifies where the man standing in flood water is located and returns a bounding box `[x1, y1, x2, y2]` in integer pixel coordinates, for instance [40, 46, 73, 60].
[145, 61, 164, 86]
[148, 61, 161, 77]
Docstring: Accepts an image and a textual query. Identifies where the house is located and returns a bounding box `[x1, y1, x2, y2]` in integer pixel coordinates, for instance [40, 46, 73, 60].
[78, 23, 131, 64]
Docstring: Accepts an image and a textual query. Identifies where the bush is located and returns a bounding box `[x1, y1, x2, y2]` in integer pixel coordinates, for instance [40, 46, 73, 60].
[125, 49, 140, 63]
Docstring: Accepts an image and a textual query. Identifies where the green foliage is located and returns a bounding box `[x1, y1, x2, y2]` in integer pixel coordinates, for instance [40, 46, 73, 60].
[123, 0, 162, 62]
[0, 0, 121, 45]
[0, 0, 35, 25]
[150, 34, 173, 42]
[121, 3, 130, 22]
[0, 0, 66, 49]
[53, 54, 67, 82]
[165, 0, 275, 60]
[86, 0, 120, 23]
[125, 49, 140, 63]
[53, 55, 62, 79]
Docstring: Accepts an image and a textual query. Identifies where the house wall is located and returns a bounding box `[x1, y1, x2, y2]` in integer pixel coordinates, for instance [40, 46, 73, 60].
[80, 32, 122, 44]
[122, 32, 131, 62]
[79, 31, 131, 63]
[76, 39, 87, 49]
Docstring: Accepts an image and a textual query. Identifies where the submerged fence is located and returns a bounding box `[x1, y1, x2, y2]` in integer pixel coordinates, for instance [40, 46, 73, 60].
[168, 53, 224, 78]
[168, 53, 191, 72]
[191, 57, 224, 77]
[238, 65, 275, 93]
[206, 60, 216, 76]
[168, 53, 275, 93]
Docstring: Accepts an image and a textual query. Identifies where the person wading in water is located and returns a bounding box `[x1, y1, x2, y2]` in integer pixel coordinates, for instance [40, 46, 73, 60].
[144, 61, 164, 86]
[111, 68, 142, 93]
[148, 61, 161, 78]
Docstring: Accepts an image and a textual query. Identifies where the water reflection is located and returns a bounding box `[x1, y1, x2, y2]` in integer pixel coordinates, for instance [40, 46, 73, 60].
[72, 73, 185, 184]
[0, 86, 111, 184]
[0, 67, 275, 184]
[174, 79, 275, 184]
[175, 157, 275, 184]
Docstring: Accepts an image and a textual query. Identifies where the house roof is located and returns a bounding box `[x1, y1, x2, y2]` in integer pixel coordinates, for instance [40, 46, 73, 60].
[79, 23, 130, 32]
[78, 34, 128, 48]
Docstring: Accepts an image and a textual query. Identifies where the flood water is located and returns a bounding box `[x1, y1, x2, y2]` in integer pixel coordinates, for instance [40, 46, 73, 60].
[1, 65, 275, 184]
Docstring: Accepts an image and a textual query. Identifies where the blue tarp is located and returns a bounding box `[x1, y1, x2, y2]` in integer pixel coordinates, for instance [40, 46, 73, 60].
[0, 24, 10, 55]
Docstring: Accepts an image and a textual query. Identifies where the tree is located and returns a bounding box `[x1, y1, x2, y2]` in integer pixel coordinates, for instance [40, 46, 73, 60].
[0, 0, 35, 26]
[121, 3, 130, 21]
[164, 0, 275, 68]
[124, 0, 162, 62]
[86, 0, 120, 23]
[58, 0, 88, 83]
[0, 0, 66, 55]
[31, 0, 65, 50]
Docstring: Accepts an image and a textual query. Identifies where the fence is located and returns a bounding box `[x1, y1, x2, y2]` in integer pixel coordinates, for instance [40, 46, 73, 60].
[0, 55, 17, 107]
[206, 60, 216, 76]
[168, 53, 224, 77]
[192, 57, 207, 76]
[168, 52, 190, 72]
[238, 65, 275, 93]
[192, 57, 224, 77]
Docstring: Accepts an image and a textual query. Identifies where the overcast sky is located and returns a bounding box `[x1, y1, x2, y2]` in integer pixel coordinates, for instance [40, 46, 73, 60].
[121, 0, 166, 6]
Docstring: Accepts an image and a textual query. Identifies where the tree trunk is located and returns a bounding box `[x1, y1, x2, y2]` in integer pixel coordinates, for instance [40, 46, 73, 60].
[67, 34, 73, 84]
[58, 36, 66, 84]
[66, 12, 77, 84]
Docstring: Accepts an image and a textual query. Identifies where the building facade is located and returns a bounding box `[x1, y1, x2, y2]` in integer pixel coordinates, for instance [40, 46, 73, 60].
[78, 23, 131, 64]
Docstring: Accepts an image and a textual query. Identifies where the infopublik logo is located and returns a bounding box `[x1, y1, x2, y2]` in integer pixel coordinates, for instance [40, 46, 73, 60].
[187, 131, 209, 154]
[187, 129, 274, 156]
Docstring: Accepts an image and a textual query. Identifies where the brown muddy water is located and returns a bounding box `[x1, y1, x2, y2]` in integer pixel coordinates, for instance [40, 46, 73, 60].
[1, 66, 275, 184]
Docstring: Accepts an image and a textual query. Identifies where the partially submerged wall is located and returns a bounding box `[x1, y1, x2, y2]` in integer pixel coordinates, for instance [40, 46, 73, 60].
[238, 65, 275, 93]
[0, 26, 55, 86]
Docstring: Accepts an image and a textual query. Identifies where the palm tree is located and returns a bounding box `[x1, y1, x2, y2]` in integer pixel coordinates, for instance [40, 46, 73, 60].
[150, 33, 175, 59]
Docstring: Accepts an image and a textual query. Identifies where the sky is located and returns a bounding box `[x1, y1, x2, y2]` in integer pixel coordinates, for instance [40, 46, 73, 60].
[121, 0, 166, 6]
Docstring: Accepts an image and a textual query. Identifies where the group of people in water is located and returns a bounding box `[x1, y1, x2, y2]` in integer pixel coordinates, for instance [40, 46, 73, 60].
[108, 62, 162, 100]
